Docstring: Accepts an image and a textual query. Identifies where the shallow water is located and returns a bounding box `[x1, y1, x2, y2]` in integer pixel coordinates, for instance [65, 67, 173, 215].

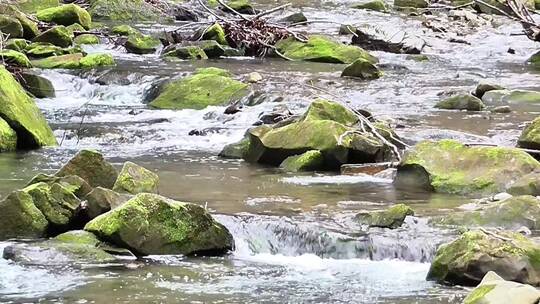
[1, 0, 540, 302]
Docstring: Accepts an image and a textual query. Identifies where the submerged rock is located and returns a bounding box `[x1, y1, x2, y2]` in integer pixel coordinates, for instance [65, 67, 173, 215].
[482, 90, 540, 106]
[56, 149, 118, 189]
[427, 229, 540, 286]
[355, 204, 414, 229]
[0, 190, 48, 240]
[32, 53, 115, 69]
[518, 117, 540, 150]
[17, 72, 55, 98]
[0, 66, 57, 148]
[341, 58, 383, 79]
[36, 4, 92, 29]
[352, 0, 389, 12]
[463, 271, 540, 304]
[435, 93, 485, 111]
[85, 193, 234, 256]
[124, 33, 161, 54]
[112, 161, 159, 194]
[32, 25, 73, 48]
[279, 150, 325, 172]
[149, 67, 249, 110]
[432, 195, 540, 230]
[275, 35, 377, 64]
[394, 140, 540, 195]
[84, 187, 131, 219]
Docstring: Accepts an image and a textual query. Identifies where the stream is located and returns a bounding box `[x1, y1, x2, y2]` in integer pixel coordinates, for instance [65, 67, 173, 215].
[1, 0, 540, 302]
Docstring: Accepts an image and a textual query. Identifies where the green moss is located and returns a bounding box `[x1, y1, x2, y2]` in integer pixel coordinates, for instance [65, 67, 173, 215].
[276, 35, 377, 64]
[0, 66, 57, 147]
[124, 33, 161, 54]
[167, 46, 208, 60]
[88, 0, 168, 21]
[111, 25, 139, 36]
[303, 99, 359, 126]
[518, 117, 540, 150]
[36, 4, 92, 29]
[0, 118, 17, 152]
[226, 0, 255, 13]
[54, 230, 101, 246]
[529, 51, 540, 68]
[219, 137, 251, 159]
[0, 50, 32, 67]
[32, 53, 115, 69]
[394, 0, 429, 7]
[25, 42, 65, 58]
[27, 173, 92, 198]
[0, 190, 48, 240]
[56, 149, 118, 188]
[22, 182, 81, 227]
[15, 0, 60, 13]
[150, 68, 249, 110]
[74, 34, 100, 45]
[32, 25, 73, 48]
[351, 0, 389, 11]
[341, 58, 383, 79]
[79, 53, 115, 68]
[5, 39, 28, 52]
[112, 161, 159, 194]
[280, 150, 325, 172]
[201, 23, 228, 45]
[463, 284, 496, 304]
[355, 203, 414, 229]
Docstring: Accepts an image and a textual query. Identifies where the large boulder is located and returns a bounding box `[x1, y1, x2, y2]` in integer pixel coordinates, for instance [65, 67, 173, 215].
[87, 0, 168, 21]
[124, 33, 161, 54]
[355, 203, 414, 229]
[239, 99, 397, 168]
[149, 67, 249, 110]
[27, 173, 92, 199]
[84, 187, 131, 219]
[426, 230, 540, 286]
[112, 161, 159, 194]
[0, 5, 39, 39]
[0, 118, 17, 152]
[0, 65, 57, 148]
[275, 35, 377, 64]
[32, 25, 73, 48]
[507, 172, 540, 196]
[56, 149, 118, 189]
[394, 140, 540, 195]
[84, 193, 234, 255]
[31, 53, 115, 69]
[518, 117, 540, 150]
[463, 271, 540, 304]
[0, 190, 48, 240]
[36, 4, 92, 29]
[432, 196, 540, 230]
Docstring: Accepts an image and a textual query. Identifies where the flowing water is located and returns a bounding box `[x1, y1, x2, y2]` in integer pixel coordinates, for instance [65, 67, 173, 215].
[1, 1, 540, 302]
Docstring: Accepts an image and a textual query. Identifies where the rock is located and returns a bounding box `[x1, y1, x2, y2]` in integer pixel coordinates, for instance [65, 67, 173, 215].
[492, 105, 511, 113]
[199, 23, 228, 45]
[355, 204, 414, 229]
[256, 105, 292, 125]
[172, 5, 200, 21]
[0, 190, 48, 240]
[0, 65, 57, 148]
[3, 231, 116, 265]
[32, 25, 73, 48]
[406, 54, 429, 61]
[432, 195, 540, 230]
[87, 0, 167, 21]
[247, 72, 262, 83]
[475, 83, 504, 99]
[394, 0, 429, 7]
[279, 150, 325, 172]
[74, 34, 99, 45]
[435, 93, 485, 111]
[14, 0, 60, 14]
[279, 12, 307, 24]
[518, 117, 540, 150]
[352, 0, 389, 12]
[426, 229, 540, 286]
[149, 67, 249, 110]
[27, 173, 92, 199]
[341, 162, 394, 175]
[339, 24, 357, 35]
[0, 15, 23, 38]
[463, 271, 540, 304]
[0, 118, 17, 152]
[351, 28, 425, 54]
[164, 45, 207, 60]
[341, 58, 383, 79]
[219, 137, 251, 159]
[111, 25, 138, 36]
[84, 193, 234, 256]
[36, 4, 92, 30]
[0, 50, 31, 67]
[112, 162, 159, 194]
[21, 182, 81, 230]
[32, 53, 115, 69]
[275, 35, 378, 64]
[482, 90, 540, 106]
[508, 172, 540, 196]
[475, 0, 535, 14]
[0, 5, 40, 39]
[222, 46, 244, 56]
[394, 140, 540, 195]
[25, 42, 65, 58]
[223, 0, 256, 14]
[17, 72, 55, 98]
[66, 23, 85, 34]
[84, 187, 131, 219]
[529, 51, 540, 68]
[56, 149, 118, 188]
[242, 99, 396, 168]
[124, 33, 161, 54]
[163, 40, 225, 59]
[5, 39, 28, 52]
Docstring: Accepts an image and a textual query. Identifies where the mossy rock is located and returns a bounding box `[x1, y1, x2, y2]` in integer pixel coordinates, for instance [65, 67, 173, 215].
[482, 90, 540, 106]
[426, 229, 540, 286]
[394, 0, 429, 7]
[224, 0, 256, 14]
[56, 149, 118, 188]
[87, 0, 168, 21]
[149, 67, 249, 110]
[475, 0, 535, 14]
[84, 193, 234, 255]
[529, 51, 540, 68]
[74, 34, 99, 45]
[66, 23, 86, 34]
[0, 15, 23, 38]
[352, 0, 389, 11]
[280, 12, 307, 24]
[32, 25, 73, 48]
[111, 24, 139, 36]
[27, 173, 92, 199]
[0, 117, 17, 152]
[79, 53, 115, 68]
[219, 137, 251, 159]
[463, 271, 540, 304]
[165, 46, 208, 60]
[0, 49, 31, 67]
[32, 53, 115, 69]
[0, 5, 39, 39]
[25, 42, 66, 58]
[15, 0, 60, 14]
[341, 58, 383, 79]
[507, 172, 540, 196]
[275, 35, 377, 64]
[17, 72, 55, 98]
[475, 83, 504, 99]
[0, 65, 57, 148]
[432, 195, 540, 230]
[518, 117, 540, 150]
[5, 38, 28, 52]
[36, 4, 92, 30]
[200, 23, 228, 45]
[355, 203, 414, 229]
[394, 140, 540, 195]
[124, 33, 161, 54]
[279, 150, 325, 172]
[435, 93, 485, 111]
[84, 187, 131, 219]
[112, 161, 159, 194]
[0, 190, 48, 240]
[339, 24, 358, 35]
